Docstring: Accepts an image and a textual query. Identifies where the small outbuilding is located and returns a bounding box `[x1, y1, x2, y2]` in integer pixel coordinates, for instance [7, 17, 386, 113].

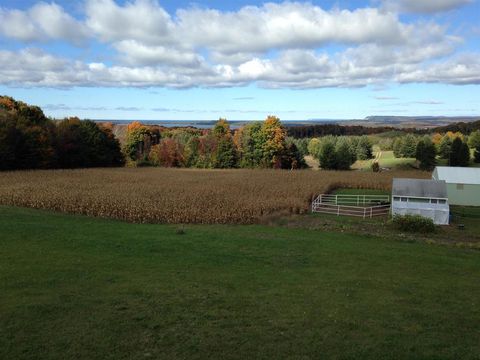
[391, 178, 450, 225]
[432, 166, 480, 206]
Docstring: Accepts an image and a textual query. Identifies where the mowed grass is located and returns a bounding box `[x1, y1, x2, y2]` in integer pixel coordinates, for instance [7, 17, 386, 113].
[332, 188, 390, 196]
[1, 206, 480, 359]
[353, 151, 416, 171]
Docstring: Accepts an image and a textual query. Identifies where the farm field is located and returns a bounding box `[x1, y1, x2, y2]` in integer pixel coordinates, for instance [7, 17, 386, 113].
[0, 168, 429, 224]
[1, 206, 480, 359]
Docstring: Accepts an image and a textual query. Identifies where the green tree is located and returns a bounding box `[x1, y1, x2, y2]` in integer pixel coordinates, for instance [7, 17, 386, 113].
[184, 136, 200, 167]
[280, 139, 307, 169]
[392, 137, 404, 158]
[356, 136, 373, 160]
[214, 138, 237, 168]
[438, 135, 452, 160]
[236, 122, 264, 168]
[474, 145, 480, 163]
[318, 137, 337, 170]
[467, 130, 480, 149]
[287, 137, 308, 157]
[415, 137, 437, 171]
[402, 134, 418, 158]
[212, 119, 237, 168]
[449, 137, 470, 167]
[335, 138, 356, 170]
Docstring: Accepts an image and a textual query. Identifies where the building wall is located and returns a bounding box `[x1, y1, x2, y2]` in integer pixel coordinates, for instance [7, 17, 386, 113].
[391, 201, 450, 225]
[446, 184, 480, 206]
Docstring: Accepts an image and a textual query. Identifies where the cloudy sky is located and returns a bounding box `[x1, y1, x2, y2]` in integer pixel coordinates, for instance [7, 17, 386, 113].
[0, 0, 479, 120]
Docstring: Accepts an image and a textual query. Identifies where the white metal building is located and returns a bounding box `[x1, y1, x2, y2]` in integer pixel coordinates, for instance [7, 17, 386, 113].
[432, 167, 480, 206]
[391, 178, 450, 225]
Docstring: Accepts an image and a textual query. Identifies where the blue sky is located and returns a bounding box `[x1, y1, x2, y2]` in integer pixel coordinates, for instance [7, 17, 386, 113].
[0, 0, 479, 120]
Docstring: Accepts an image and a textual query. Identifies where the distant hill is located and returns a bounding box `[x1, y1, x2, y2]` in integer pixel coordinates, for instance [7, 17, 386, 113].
[360, 116, 480, 128]
[287, 119, 480, 138]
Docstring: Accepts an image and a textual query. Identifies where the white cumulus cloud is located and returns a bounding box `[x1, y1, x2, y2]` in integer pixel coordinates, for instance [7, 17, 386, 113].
[0, 2, 89, 44]
[0, 1, 478, 89]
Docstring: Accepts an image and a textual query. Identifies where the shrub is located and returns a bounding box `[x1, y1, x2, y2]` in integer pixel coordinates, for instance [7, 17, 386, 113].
[392, 214, 436, 233]
[371, 161, 380, 172]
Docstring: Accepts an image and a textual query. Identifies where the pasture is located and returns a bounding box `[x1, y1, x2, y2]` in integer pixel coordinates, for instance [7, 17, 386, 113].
[0, 168, 428, 224]
[352, 151, 416, 171]
[1, 206, 480, 359]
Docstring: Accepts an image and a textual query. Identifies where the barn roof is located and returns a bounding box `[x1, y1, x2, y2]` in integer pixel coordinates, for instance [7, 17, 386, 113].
[392, 178, 448, 199]
[433, 166, 480, 185]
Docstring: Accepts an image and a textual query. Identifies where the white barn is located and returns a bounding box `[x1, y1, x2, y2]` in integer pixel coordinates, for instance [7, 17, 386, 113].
[391, 178, 450, 225]
[432, 167, 480, 206]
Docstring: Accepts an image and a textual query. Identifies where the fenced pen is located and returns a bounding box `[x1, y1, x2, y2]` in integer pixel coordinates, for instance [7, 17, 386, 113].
[312, 194, 391, 218]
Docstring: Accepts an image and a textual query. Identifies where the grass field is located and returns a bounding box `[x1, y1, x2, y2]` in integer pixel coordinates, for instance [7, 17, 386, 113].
[353, 151, 416, 171]
[332, 188, 390, 196]
[0, 168, 428, 224]
[1, 206, 480, 359]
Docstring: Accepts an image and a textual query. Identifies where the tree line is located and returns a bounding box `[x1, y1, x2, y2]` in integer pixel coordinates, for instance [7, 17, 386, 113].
[307, 136, 373, 170]
[0, 96, 123, 170]
[123, 117, 306, 169]
[0, 96, 307, 171]
[287, 120, 480, 139]
[2, 95, 479, 172]
[287, 124, 401, 138]
[392, 131, 480, 170]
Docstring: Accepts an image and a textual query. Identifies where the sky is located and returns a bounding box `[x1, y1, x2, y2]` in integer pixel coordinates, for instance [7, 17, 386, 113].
[0, 0, 479, 120]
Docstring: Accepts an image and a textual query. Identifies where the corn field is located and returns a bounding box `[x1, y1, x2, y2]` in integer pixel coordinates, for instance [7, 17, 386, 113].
[0, 168, 429, 224]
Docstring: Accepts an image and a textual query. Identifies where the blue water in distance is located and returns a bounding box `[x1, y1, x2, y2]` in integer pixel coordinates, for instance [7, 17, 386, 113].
[96, 119, 348, 129]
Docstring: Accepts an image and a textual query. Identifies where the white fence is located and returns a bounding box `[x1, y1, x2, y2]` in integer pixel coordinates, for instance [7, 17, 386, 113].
[312, 194, 391, 218]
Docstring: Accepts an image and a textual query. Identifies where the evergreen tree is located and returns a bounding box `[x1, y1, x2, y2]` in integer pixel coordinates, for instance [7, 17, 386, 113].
[475, 145, 480, 163]
[438, 135, 452, 160]
[415, 137, 437, 171]
[402, 134, 418, 158]
[214, 138, 237, 168]
[450, 137, 470, 167]
[280, 141, 307, 169]
[335, 139, 356, 170]
[318, 138, 337, 170]
[356, 136, 373, 160]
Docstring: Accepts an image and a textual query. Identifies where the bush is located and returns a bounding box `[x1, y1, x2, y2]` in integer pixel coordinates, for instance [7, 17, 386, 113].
[371, 161, 380, 172]
[392, 214, 436, 233]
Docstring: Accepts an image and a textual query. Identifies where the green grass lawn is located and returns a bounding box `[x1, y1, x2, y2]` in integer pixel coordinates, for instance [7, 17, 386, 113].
[332, 188, 390, 196]
[353, 151, 416, 171]
[1, 206, 480, 359]
[378, 151, 416, 169]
